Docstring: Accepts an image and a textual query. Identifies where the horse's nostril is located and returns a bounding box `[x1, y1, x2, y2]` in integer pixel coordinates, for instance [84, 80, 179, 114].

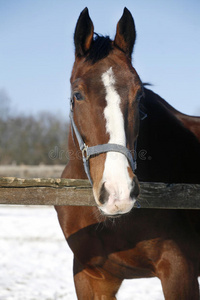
[130, 177, 140, 199]
[99, 182, 109, 204]
[99, 178, 139, 206]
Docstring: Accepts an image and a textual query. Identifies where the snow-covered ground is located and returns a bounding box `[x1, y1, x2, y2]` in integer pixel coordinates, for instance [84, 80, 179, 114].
[0, 205, 166, 299]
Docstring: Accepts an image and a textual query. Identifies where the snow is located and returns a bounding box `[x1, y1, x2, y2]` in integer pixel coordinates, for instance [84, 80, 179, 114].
[0, 205, 166, 299]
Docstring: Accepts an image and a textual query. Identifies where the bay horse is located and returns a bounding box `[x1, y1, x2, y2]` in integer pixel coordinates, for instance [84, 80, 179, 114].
[55, 8, 200, 299]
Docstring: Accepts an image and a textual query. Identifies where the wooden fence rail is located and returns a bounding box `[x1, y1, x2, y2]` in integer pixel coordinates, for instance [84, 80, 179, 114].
[0, 177, 200, 209]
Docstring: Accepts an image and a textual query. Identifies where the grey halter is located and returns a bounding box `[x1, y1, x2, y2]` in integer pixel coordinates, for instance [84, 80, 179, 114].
[69, 108, 137, 185]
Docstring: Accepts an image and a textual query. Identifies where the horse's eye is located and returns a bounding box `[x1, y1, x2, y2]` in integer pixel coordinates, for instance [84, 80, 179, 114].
[73, 92, 84, 101]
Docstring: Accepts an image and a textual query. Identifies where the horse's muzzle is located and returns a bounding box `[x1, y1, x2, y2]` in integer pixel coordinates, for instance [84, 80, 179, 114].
[97, 176, 140, 217]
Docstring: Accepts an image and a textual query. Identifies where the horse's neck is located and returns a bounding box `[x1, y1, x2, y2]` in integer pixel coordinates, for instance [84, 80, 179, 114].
[176, 114, 200, 142]
[151, 89, 200, 142]
[136, 89, 200, 184]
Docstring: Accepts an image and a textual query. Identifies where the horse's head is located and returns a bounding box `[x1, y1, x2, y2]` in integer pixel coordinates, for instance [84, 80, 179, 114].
[70, 7, 143, 217]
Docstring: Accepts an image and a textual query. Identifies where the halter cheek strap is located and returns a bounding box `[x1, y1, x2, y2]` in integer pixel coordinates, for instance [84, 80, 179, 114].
[69, 110, 137, 185]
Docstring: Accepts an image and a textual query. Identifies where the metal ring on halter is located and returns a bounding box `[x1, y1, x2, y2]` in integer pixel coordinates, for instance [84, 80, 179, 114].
[81, 144, 90, 160]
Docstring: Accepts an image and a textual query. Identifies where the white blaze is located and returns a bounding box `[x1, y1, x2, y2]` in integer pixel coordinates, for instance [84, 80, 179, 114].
[102, 67, 126, 145]
[101, 67, 134, 215]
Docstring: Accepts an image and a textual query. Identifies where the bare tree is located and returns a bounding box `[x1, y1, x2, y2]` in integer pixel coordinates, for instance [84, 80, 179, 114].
[0, 99, 69, 165]
[0, 88, 11, 121]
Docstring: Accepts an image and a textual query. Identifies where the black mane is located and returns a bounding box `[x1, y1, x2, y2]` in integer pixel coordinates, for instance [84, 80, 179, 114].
[86, 34, 113, 64]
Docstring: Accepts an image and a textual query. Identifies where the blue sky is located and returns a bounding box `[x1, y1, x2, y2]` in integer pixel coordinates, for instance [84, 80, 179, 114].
[0, 0, 200, 117]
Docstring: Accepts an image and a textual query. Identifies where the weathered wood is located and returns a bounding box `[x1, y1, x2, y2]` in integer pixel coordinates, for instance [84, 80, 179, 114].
[0, 177, 200, 209]
[0, 177, 91, 188]
[138, 182, 200, 209]
[0, 177, 93, 206]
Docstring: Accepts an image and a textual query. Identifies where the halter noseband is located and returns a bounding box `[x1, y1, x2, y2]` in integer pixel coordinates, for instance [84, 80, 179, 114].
[69, 107, 137, 185]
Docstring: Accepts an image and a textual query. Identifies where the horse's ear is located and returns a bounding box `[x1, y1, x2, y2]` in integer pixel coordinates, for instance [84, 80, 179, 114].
[114, 8, 136, 58]
[74, 7, 94, 57]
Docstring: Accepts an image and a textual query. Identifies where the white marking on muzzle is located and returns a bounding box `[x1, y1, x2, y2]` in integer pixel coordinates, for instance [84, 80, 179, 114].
[100, 67, 135, 215]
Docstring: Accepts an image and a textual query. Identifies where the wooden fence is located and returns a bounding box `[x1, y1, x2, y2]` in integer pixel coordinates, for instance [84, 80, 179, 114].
[0, 177, 200, 209]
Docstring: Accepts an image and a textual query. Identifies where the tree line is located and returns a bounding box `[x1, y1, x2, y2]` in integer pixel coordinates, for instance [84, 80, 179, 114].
[0, 89, 69, 165]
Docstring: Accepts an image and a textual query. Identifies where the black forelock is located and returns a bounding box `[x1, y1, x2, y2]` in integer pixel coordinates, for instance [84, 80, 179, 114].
[86, 33, 113, 64]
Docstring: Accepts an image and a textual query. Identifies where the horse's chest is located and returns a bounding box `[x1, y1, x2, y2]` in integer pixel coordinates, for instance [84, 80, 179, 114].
[96, 231, 156, 279]
[102, 247, 155, 279]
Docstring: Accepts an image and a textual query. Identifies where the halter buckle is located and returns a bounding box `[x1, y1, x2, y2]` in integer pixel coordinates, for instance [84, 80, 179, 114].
[82, 144, 90, 161]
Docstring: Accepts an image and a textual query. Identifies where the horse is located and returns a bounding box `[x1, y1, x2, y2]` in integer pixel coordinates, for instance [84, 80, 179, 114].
[55, 7, 200, 299]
